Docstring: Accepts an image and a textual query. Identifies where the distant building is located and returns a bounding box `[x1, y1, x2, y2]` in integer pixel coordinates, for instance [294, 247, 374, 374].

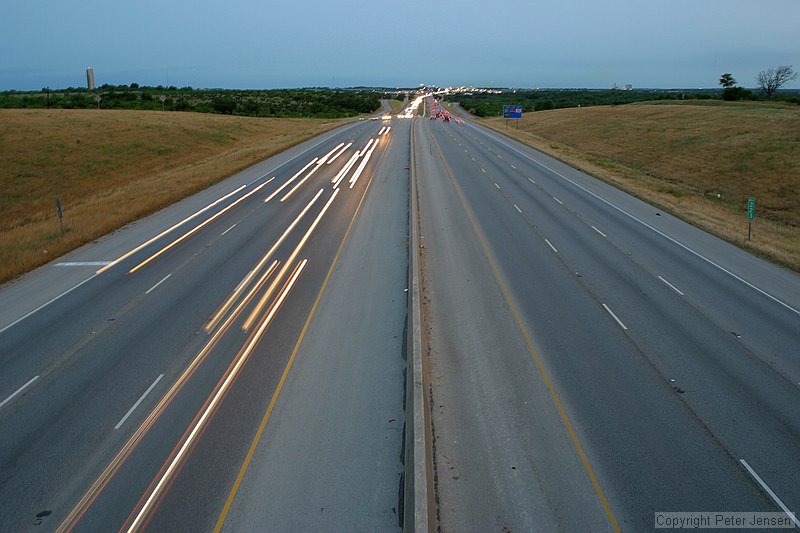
[86, 67, 95, 90]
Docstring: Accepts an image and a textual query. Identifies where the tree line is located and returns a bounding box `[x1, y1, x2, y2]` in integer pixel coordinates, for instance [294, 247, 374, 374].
[720, 65, 798, 101]
[448, 89, 703, 117]
[449, 65, 799, 117]
[0, 86, 386, 118]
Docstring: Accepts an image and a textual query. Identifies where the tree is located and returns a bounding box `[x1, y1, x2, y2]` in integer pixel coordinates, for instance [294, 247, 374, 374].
[722, 86, 754, 101]
[756, 65, 798, 100]
[719, 73, 736, 89]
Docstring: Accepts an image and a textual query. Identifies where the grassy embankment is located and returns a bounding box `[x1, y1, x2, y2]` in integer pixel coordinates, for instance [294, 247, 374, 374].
[0, 109, 352, 284]
[388, 99, 407, 114]
[472, 101, 800, 272]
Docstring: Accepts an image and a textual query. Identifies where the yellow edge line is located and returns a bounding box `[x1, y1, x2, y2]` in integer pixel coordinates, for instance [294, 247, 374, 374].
[428, 127, 622, 533]
[213, 152, 385, 532]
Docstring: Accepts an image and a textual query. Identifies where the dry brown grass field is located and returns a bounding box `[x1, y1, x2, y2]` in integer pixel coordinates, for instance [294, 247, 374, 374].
[480, 101, 800, 271]
[0, 109, 351, 284]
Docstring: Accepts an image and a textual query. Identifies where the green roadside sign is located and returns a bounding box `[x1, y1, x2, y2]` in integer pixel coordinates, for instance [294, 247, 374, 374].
[748, 197, 755, 220]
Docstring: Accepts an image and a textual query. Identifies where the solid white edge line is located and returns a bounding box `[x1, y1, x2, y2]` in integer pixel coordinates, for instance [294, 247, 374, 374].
[0, 274, 97, 335]
[145, 274, 172, 295]
[602, 304, 628, 330]
[740, 459, 799, 528]
[468, 122, 800, 318]
[658, 275, 685, 296]
[114, 374, 164, 430]
[55, 261, 112, 267]
[591, 225, 608, 238]
[0, 375, 40, 410]
[544, 238, 558, 253]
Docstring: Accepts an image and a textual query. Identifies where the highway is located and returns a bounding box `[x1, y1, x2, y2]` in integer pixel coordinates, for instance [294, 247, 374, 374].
[0, 116, 407, 532]
[1, 97, 799, 533]
[413, 101, 800, 531]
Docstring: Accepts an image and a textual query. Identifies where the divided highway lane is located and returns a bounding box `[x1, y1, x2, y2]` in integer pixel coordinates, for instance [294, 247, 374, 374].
[0, 117, 400, 531]
[416, 111, 799, 531]
[213, 117, 410, 532]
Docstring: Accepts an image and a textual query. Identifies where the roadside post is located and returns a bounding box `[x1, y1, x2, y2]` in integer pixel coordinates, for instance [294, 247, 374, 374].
[503, 105, 523, 129]
[747, 196, 755, 240]
[55, 197, 64, 235]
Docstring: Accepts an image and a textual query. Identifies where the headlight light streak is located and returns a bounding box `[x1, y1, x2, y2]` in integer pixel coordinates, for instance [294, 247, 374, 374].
[332, 137, 376, 190]
[317, 142, 344, 165]
[122, 259, 308, 533]
[326, 142, 352, 165]
[55, 252, 263, 533]
[242, 188, 340, 331]
[279, 161, 324, 203]
[332, 151, 361, 188]
[263, 158, 318, 204]
[204, 187, 325, 332]
[56, 172, 334, 531]
[349, 139, 378, 189]
[127, 182, 270, 275]
[96, 184, 249, 275]
[204, 260, 279, 334]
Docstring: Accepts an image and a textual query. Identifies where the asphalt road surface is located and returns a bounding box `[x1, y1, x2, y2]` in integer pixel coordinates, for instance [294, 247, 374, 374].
[0, 116, 407, 532]
[1, 101, 798, 533]
[414, 104, 800, 531]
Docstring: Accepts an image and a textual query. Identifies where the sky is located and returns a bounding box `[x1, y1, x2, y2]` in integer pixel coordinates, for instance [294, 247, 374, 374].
[2, 0, 799, 91]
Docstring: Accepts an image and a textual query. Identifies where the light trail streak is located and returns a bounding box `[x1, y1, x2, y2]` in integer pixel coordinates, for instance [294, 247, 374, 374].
[55, 254, 264, 533]
[279, 163, 322, 202]
[327, 142, 352, 165]
[331, 151, 361, 188]
[349, 139, 378, 189]
[129, 181, 269, 274]
[264, 158, 318, 204]
[123, 259, 308, 533]
[97, 184, 248, 275]
[205, 261, 278, 333]
[317, 142, 344, 165]
[242, 188, 339, 331]
[205, 188, 324, 332]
